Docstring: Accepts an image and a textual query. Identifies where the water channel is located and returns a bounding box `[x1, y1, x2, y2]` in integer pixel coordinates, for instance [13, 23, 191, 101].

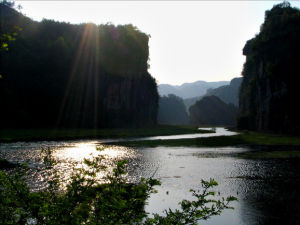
[1, 128, 299, 224]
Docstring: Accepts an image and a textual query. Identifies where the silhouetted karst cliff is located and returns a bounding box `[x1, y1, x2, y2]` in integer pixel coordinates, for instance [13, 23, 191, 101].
[0, 4, 158, 128]
[157, 94, 189, 125]
[189, 96, 237, 126]
[238, 2, 300, 134]
[206, 77, 242, 107]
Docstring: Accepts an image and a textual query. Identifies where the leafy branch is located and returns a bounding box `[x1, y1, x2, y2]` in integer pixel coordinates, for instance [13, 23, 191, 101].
[0, 147, 236, 225]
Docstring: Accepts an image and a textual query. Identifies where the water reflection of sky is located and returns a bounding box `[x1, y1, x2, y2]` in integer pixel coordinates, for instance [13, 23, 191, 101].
[100, 127, 238, 143]
[1, 129, 299, 225]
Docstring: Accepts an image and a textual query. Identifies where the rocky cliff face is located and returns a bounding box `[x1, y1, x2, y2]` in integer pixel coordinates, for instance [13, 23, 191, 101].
[206, 77, 242, 106]
[0, 4, 158, 128]
[101, 73, 158, 127]
[237, 3, 300, 134]
[55, 71, 158, 128]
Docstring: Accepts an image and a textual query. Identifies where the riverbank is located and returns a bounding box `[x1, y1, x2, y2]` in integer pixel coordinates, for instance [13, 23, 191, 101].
[107, 131, 300, 147]
[106, 131, 300, 159]
[0, 125, 212, 142]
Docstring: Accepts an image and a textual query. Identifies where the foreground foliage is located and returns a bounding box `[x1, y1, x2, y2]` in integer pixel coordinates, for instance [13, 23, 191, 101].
[0, 148, 236, 225]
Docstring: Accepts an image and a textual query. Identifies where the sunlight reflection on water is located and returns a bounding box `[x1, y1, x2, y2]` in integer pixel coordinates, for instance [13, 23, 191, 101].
[1, 129, 299, 225]
[52, 142, 131, 162]
[51, 142, 136, 181]
[0, 140, 137, 191]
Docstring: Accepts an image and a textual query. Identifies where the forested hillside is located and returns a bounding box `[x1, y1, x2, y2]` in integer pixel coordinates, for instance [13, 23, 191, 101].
[183, 96, 203, 111]
[157, 94, 189, 125]
[189, 96, 237, 126]
[184, 77, 242, 110]
[0, 4, 158, 128]
[206, 77, 242, 106]
[238, 2, 300, 134]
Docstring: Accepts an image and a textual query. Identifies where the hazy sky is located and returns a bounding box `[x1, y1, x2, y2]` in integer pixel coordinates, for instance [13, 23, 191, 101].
[15, 1, 300, 85]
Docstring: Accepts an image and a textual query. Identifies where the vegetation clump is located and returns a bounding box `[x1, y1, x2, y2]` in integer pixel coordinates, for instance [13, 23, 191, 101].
[0, 148, 236, 225]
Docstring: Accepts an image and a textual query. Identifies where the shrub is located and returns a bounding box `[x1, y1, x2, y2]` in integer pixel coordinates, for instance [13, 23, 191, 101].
[0, 147, 236, 225]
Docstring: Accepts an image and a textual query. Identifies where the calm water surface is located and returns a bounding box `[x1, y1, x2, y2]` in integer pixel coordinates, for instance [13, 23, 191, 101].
[1, 128, 299, 225]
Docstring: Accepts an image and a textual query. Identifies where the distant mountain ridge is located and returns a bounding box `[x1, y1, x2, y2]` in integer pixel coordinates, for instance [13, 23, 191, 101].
[158, 80, 229, 99]
[179, 77, 242, 110]
[206, 77, 242, 106]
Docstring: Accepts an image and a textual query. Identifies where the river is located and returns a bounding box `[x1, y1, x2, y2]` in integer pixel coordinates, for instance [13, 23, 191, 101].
[0, 128, 299, 224]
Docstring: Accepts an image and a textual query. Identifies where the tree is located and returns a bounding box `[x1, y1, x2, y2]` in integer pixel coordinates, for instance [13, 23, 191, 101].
[0, 25, 21, 79]
[0, 26, 21, 51]
[0, 0, 15, 8]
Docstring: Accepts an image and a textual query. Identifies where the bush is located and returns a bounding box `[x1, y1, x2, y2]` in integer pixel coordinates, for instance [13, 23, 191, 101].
[0, 147, 236, 225]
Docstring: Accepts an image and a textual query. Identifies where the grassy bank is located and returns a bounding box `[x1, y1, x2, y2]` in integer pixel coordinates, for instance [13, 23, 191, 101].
[110, 132, 300, 148]
[0, 125, 211, 142]
[236, 150, 300, 159]
[106, 132, 300, 159]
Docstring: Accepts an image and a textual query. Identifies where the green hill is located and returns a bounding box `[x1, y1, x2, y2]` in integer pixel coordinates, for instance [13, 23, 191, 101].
[0, 3, 158, 128]
[189, 95, 237, 126]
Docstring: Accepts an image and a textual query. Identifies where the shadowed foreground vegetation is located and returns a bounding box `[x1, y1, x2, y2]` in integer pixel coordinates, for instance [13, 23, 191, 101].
[0, 148, 236, 225]
[0, 125, 210, 142]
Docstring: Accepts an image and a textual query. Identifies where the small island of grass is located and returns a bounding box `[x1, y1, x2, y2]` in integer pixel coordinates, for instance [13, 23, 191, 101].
[0, 125, 213, 142]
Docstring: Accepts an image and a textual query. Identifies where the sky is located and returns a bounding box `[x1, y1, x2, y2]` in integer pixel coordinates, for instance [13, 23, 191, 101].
[14, 1, 300, 85]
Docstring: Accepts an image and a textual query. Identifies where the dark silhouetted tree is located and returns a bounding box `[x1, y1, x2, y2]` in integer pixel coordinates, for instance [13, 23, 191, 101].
[157, 94, 189, 125]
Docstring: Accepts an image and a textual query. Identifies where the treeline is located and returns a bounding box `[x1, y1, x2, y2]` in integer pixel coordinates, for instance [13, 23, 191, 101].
[157, 94, 189, 125]
[0, 4, 158, 128]
[158, 94, 237, 126]
[238, 2, 300, 134]
[157, 77, 240, 126]
[189, 96, 237, 126]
